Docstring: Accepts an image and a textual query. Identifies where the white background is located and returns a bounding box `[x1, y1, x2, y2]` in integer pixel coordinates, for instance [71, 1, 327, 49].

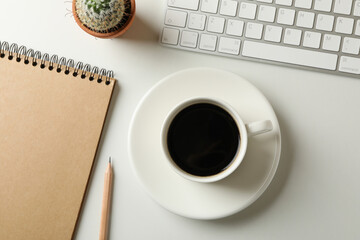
[1, 0, 360, 239]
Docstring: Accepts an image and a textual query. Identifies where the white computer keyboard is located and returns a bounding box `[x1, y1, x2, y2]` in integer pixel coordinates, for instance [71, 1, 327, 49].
[161, 0, 360, 78]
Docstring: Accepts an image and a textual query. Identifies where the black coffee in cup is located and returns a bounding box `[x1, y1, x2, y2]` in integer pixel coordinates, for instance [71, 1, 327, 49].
[167, 103, 240, 177]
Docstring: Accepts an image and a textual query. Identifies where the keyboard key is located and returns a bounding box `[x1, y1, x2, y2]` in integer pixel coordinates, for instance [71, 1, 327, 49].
[339, 56, 360, 74]
[303, 31, 321, 48]
[162, 28, 180, 45]
[277, 8, 295, 25]
[218, 37, 241, 55]
[264, 25, 283, 42]
[201, 0, 219, 13]
[295, 0, 313, 9]
[296, 11, 315, 28]
[207, 16, 225, 33]
[258, 5, 276, 23]
[314, 0, 332, 12]
[165, 10, 187, 27]
[335, 17, 354, 34]
[226, 19, 245, 36]
[258, 0, 273, 3]
[180, 31, 199, 48]
[354, 0, 360, 16]
[220, 0, 238, 16]
[242, 41, 338, 70]
[333, 0, 352, 15]
[316, 14, 334, 31]
[275, 0, 293, 6]
[239, 2, 257, 19]
[356, 20, 360, 36]
[342, 37, 360, 55]
[188, 13, 206, 30]
[284, 28, 302, 45]
[199, 34, 217, 51]
[168, 0, 200, 10]
[245, 22, 264, 39]
[322, 34, 341, 51]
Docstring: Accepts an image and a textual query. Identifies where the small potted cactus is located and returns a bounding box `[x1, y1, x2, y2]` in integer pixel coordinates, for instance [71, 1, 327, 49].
[73, 0, 136, 38]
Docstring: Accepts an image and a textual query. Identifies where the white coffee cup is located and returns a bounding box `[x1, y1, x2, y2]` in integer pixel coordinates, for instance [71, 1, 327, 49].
[161, 98, 273, 183]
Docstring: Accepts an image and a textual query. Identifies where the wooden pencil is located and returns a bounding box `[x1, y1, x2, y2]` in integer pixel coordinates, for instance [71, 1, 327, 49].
[99, 158, 113, 240]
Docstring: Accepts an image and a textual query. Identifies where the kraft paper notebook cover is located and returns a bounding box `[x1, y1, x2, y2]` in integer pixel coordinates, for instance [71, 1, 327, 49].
[0, 42, 115, 240]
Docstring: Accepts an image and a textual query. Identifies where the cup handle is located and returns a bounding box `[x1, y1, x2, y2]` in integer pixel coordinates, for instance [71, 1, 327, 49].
[246, 120, 273, 137]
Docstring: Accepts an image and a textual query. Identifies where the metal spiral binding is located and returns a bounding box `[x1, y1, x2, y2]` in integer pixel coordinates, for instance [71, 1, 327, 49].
[0, 41, 113, 85]
[82, 64, 91, 79]
[89, 66, 99, 81]
[99, 68, 107, 83]
[17, 46, 26, 62]
[24, 49, 34, 64]
[8, 43, 17, 60]
[106, 70, 113, 85]
[65, 59, 74, 75]
[41, 53, 49, 68]
[33, 51, 41, 66]
[73, 62, 83, 77]
[1, 42, 9, 58]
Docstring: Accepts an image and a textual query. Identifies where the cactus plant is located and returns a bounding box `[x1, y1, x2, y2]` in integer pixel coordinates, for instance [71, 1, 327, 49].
[73, 0, 136, 38]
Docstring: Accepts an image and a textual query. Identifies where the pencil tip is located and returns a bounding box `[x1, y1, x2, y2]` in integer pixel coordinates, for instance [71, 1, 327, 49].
[109, 156, 112, 164]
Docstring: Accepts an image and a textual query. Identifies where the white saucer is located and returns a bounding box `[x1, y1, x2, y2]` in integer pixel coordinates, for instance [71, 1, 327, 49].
[128, 68, 281, 220]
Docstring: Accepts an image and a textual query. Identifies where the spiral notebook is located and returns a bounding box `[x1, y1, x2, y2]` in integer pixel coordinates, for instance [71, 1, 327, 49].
[0, 41, 115, 240]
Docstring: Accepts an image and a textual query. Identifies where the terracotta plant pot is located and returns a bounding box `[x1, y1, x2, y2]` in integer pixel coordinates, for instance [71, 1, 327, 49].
[73, 0, 136, 39]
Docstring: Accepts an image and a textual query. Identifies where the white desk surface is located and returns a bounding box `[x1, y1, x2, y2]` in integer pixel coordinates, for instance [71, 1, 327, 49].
[2, 0, 360, 239]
